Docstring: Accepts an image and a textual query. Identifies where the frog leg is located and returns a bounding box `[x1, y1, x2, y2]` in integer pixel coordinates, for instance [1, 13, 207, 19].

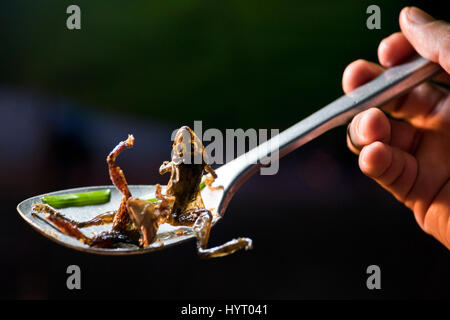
[32, 204, 137, 248]
[107, 135, 134, 197]
[33, 204, 92, 244]
[192, 209, 253, 258]
[204, 165, 223, 191]
[32, 204, 115, 228]
[107, 135, 134, 231]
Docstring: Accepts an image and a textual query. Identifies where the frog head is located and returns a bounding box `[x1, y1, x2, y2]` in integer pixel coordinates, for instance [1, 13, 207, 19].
[171, 126, 206, 165]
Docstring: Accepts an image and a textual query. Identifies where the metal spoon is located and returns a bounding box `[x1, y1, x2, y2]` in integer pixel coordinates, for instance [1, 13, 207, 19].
[17, 55, 440, 255]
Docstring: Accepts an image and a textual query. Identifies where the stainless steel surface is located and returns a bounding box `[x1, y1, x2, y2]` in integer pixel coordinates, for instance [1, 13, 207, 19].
[17, 55, 440, 255]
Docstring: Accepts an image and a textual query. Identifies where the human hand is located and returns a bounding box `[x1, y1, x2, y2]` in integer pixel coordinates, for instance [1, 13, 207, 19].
[342, 7, 449, 249]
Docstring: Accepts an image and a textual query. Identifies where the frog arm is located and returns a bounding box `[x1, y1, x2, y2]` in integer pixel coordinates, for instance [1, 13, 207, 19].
[204, 165, 223, 191]
[159, 161, 172, 174]
[160, 161, 180, 184]
[204, 164, 217, 178]
[33, 204, 132, 248]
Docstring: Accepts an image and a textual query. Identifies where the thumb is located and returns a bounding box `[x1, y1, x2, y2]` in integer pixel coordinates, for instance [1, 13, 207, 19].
[399, 7, 450, 74]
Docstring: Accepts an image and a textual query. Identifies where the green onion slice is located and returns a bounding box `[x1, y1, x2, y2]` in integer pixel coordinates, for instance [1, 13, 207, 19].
[41, 189, 111, 209]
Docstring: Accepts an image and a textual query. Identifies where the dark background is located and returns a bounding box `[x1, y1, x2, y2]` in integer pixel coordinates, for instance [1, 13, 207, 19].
[0, 0, 449, 299]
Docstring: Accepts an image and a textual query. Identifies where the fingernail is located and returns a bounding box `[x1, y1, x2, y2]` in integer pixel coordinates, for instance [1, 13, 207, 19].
[347, 121, 362, 151]
[356, 111, 366, 140]
[378, 41, 393, 67]
[406, 7, 434, 25]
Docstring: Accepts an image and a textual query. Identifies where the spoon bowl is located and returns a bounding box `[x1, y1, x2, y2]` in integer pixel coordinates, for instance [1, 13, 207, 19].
[17, 185, 222, 255]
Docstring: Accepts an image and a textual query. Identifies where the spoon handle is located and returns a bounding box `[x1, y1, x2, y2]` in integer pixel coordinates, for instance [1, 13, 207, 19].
[220, 55, 441, 190]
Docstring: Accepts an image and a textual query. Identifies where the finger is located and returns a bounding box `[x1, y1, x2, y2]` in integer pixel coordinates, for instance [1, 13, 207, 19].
[399, 7, 450, 73]
[385, 82, 446, 124]
[342, 59, 384, 94]
[342, 60, 399, 111]
[342, 59, 446, 123]
[347, 108, 419, 154]
[378, 32, 415, 68]
[378, 27, 450, 85]
[346, 108, 390, 154]
[359, 141, 418, 202]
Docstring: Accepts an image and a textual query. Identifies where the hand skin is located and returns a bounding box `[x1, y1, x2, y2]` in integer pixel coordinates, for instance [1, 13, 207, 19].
[343, 7, 450, 249]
